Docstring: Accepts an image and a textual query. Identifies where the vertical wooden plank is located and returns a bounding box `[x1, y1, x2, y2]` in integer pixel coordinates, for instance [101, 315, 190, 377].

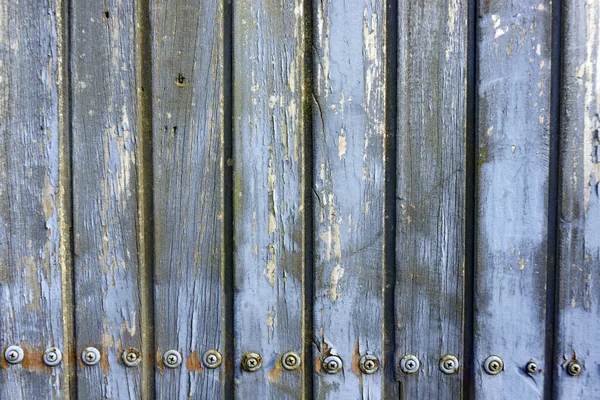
[554, 0, 600, 397]
[395, 0, 468, 398]
[151, 0, 226, 398]
[71, 0, 143, 397]
[0, 0, 67, 398]
[312, 0, 386, 398]
[232, 1, 306, 398]
[474, 0, 552, 398]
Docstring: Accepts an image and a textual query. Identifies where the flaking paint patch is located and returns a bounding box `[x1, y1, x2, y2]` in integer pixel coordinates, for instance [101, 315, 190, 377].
[329, 264, 344, 302]
[264, 244, 276, 287]
[338, 135, 347, 158]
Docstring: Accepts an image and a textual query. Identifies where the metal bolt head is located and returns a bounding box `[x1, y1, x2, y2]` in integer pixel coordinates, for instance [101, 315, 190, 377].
[281, 351, 301, 371]
[359, 354, 379, 374]
[400, 354, 420, 374]
[43, 347, 62, 366]
[525, 361, 538, 374]
[5, 346, 24, 364]
[483, 355, 503, 375]
[163, 349, 182, 368]
[81, 347, 101, 366]
[203, 350, 223, 369]
[567, 360, 582, 376]
[439, 354, 459, 375]
[122, 348, 141, 367]
[322, 355, 343, 374]
[242, 352, 262, 372]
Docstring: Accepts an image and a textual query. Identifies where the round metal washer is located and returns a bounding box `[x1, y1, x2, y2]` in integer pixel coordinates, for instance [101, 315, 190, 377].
[242, 352, 262, 372]
[483, 355, 503, 375]
[203, 350, 223, 369]
[82, 347, 101, 366]
[122, 348, 141, 367]
[5, 345, 24, 364]
[400, 354, 420, 374]
[43, 347, 62, 366]
[525, 360, 538, 374]
[359, 354, 379, 374]
[567, 360, 582, 376]
[322, 355, 343, 374]
[281, 351, 301, 371]
[439, 354, 459, 375]
[163, 349, 182, 368]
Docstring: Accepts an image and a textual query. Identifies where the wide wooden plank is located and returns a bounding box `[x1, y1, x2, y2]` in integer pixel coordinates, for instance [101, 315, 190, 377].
[151, 0, 227, 398]
[0, 0, 67, 398]
[395, 0, 468, 398]
[554, 0, 600, 397]
[312, 0, 386, 398]
[474, 1, 552, 398]
[232, 1, 307, 398]
[71, 0, 144, 397]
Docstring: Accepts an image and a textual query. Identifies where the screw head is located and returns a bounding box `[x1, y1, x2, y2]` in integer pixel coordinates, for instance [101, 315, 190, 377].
[163, 350, 182, 368]
[322, 355, 343, 374]
[483, 355, 503, 375]
[400, 354, 420, 374]
[5, 346, 24, 364]
[567, 360, 582, 376]
[525, 361, 538, 374]
[81, 347, 101, 366]
[122, 348, 141, 367]
[242, 352, 262, 372]
[439, 354, 459, 375]
[281, 351, 301, 371]
[203, 350, 223, 369]
[43, 347, 62, 366]
[359, 354, 379, 374]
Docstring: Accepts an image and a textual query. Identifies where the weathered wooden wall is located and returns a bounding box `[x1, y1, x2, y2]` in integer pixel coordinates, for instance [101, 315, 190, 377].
[1, 0, 599, 399]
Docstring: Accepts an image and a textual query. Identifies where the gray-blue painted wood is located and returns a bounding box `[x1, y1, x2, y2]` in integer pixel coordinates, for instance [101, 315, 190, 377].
[151, 0, 228, 398]
[395, 0, 468, 398]
[71, 0, 143, 396]
[232, 0, 307, 398]
[0, 0, 68, 398]
[474, 0, 552, 398]
[554, 0, 600, 397]
[312, 0, 387, 398]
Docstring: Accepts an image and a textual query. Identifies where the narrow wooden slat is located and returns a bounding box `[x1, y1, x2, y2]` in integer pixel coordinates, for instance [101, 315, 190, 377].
[232, 1, 307, 398]
[151, 0, 226, 397]
[71, 0, 143, 397]
[0, 0, 66, 398]
[312, 0, 386, 398]
[395, 0, 468, 397]
[554, 0, 600, 397]
[474, 1, 552, 398]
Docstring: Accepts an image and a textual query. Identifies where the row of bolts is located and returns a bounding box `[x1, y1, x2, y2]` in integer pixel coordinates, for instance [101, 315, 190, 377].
[3, 345, 583, 377]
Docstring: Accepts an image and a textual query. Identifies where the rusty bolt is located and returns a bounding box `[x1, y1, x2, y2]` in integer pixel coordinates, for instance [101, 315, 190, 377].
[43, 347, 62, 366]
[359, 354, 379, 374]
[242, 352, 262, 372]
[82, 347, 101, 366]
[400, 354, 420, 374]
[439, 354, 459, 375]
[282, 352, 301, 371]
[567, 360, 582, 376]
[5, 346, 24, 364]
[163, 349, 182, 368]
[483, 355, 503, 375]
[525, 361, 538, 374]
[122, 348, 141, 367]
[322, 355, 343, 374]
[203, 350, 222, 369]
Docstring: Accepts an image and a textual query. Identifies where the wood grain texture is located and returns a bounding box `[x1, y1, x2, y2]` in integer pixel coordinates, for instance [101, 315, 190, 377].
[554, 0, 600, 397]
[151, 0, 226, 398]
[0, 0, 66, 398]
[232, 1, 306, 398]
[395, 0, 468, 397]
[312, 0, 386, 398]
[71, 0, 143, 397]
[474, 1, 552, 398]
